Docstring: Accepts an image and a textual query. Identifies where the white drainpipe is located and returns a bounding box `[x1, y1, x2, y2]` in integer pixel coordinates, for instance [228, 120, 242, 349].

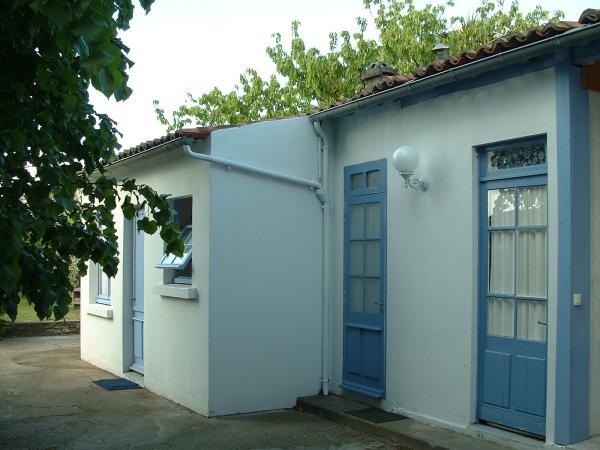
[182, 143, 322, 191]
[313, 121, 331, 396]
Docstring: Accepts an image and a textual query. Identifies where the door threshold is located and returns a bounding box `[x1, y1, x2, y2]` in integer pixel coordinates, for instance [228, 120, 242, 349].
[123, 370, 144, 387]
[466, 423, 546, 449]
[480, 420, 544, 441]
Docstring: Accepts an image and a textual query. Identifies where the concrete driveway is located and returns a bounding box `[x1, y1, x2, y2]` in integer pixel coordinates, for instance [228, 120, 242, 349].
[0, 336, 398, 449]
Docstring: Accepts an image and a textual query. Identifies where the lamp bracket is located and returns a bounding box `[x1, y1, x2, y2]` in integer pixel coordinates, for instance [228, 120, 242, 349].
[400, 173, 429, 191]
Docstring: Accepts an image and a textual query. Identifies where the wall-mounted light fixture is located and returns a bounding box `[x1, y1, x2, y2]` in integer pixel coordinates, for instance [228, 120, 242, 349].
[392, 146, 429, 191]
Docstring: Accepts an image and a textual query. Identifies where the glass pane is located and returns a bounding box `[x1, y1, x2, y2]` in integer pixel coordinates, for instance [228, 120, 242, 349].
[349, 277, 364, 312]
[518, 186, 547, 226]
[98, 268, 110, 297]
[365, 278, 381, 314]
[488, 143, 546, 172]
[365, 241, 380, 276]
[351, 173, 365, 190]
[517, 300, 547, 342]
[349, 204, 364, 239]
[365, 203, 380, 238]
[488, 189, 515, 227]
[487, 297, 514, 337]
[517, 230, 547, 298]
[367, 170, 380, 187]
[489, 231, 515, 295]
[349, 242, 364, 275]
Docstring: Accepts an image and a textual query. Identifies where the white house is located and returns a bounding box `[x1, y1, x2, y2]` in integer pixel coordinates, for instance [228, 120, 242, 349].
[81, 9, 600, 446]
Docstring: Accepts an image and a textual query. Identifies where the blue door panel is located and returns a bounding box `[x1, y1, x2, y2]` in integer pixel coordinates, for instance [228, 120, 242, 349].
[345, 327, 362, 376]
[363, 329, 383, 382]
[482, 351, 511, 408]
[478, 138, 547, 437]
[510, 356, 546, 417]
[342, 159, 386, 399]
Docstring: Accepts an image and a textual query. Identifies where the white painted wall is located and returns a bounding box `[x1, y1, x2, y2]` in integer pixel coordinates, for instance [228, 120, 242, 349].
[327, 69, 557, 431]
[589, 91, 600, 436]
[81, 140, 211, 415]
[207, 117, 323, 415]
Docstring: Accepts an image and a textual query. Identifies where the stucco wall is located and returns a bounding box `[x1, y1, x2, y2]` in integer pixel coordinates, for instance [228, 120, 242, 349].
[328, 69, 557, 430]
[207, 117, 323, 415]
[81, 140, 211, 415]
[589, 91, 600, 436]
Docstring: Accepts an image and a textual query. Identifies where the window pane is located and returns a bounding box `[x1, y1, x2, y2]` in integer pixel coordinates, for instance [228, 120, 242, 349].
[517, 230, 547, 298]
[365, 203, 380, 238]
[518, 186, 547, 226]
[366, 170, 380, 187]
[349, 277, 364, 312]
[489, 231, 515, 295]
[98, 266, 110, 298]
[488, 143, 545, 172]
[365, 278, 381, 314]
[349, 242, 364, 276]
[350, 204, 364, 239]
[351, 173, 365, 190]
[487, 297, 514, 337]
[517, 300, 547, 342]
[488, 189, 515, 227]
[365, 241, 380, 276]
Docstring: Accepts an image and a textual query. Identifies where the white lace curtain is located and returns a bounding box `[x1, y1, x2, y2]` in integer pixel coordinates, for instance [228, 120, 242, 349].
[487, 186, 547, 342]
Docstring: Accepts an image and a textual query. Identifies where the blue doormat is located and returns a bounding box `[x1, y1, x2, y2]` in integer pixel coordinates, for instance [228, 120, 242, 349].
[93, 378, 141, 391]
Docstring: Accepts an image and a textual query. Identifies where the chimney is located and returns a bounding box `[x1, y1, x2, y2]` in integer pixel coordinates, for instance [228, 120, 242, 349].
[431, 43, 450, 61]
[361, 61, 398, 92]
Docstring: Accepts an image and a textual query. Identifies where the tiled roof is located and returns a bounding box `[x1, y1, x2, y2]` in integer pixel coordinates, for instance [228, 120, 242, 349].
[315, 8, 600, 112]
[116, 126, 233, 161]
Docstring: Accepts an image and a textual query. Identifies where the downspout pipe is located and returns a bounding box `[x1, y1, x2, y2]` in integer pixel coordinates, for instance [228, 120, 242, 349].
[313, 121, 331, 396]
[182, 142, 323, 192]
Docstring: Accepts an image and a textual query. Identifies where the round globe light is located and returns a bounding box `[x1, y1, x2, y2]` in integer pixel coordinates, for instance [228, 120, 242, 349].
[392, 146, 419, 174]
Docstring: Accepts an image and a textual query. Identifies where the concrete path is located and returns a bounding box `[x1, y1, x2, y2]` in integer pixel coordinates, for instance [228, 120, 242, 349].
[0, 336, 397, 449]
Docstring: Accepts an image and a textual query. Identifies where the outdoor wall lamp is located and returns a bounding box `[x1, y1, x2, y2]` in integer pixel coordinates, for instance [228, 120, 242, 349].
[392, 146, 429, 191]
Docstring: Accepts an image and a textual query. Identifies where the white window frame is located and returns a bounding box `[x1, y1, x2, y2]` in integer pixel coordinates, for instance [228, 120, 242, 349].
[97, 265, 111, 306]
[155, 225, 193, 270]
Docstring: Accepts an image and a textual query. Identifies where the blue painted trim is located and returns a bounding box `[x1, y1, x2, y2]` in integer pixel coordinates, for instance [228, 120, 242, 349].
[477, 138, 549, 436]
[400, 56, 554, 109]
[554, 49, 591, 446]
[572, 37, 600, 64]
[342, 158, 387, 399]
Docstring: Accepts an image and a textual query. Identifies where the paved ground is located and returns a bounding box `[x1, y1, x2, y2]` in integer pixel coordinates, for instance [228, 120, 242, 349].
[0, 336, 400, 449]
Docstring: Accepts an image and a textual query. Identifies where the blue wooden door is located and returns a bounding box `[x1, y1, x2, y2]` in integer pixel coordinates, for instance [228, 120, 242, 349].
[130, 209, 145, 374]
[341, 159, 386, 398]
[478, 139, 548, 436]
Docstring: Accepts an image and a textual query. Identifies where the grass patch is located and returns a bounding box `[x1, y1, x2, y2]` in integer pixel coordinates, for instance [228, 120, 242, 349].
[0, 300, 80, 323]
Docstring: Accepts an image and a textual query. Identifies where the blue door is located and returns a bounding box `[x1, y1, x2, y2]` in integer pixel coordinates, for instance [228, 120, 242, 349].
[341, 159, 386, 398]
[478, 138, 548, 436]
[130, 209, 145, 374]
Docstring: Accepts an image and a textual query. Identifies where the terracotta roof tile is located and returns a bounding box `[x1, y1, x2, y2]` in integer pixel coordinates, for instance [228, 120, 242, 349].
[115, 125, 232, 161]
[314, 8, 600, 113]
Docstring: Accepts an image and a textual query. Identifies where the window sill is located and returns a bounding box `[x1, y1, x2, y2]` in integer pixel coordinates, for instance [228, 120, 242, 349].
[153, 284, 198, 300]
[87, 303, 113, 319]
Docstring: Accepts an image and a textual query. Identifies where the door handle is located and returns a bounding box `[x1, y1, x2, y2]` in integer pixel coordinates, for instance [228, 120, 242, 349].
[537, 321, 547, 326]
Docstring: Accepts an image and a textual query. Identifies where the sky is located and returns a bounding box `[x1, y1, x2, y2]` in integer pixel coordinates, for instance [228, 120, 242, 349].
[90, 0, 592, 149]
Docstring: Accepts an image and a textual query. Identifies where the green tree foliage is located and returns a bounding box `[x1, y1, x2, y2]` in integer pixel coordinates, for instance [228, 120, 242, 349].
[154, 0, 563, 130]
[0, 0, 183, 321]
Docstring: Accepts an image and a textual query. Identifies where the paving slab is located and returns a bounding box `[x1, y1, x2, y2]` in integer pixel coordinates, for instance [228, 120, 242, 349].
[298, 395, 520, 450]
[0, 336, 398, 449]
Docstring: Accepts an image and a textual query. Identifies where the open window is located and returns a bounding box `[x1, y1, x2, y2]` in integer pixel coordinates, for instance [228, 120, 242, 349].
[155, 196, 193, 284]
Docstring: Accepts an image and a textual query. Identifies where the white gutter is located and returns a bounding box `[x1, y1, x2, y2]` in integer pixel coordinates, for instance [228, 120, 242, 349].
[310, 23, 600, 120]
[313, 121, 331, 396]
[182, 143, 323, 192]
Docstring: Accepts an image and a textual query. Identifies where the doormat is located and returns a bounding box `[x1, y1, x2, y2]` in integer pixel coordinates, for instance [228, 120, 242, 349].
[93, 378, 141, 391]
[346, 408, 407, 423]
